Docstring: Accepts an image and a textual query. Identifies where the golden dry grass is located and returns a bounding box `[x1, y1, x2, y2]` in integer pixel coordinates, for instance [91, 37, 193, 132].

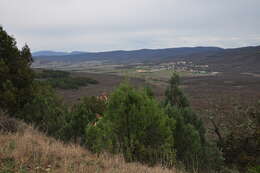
[0, 125, 181, 173]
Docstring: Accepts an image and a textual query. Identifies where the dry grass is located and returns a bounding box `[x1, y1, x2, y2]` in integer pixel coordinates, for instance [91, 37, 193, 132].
[0, 123, 180, 173]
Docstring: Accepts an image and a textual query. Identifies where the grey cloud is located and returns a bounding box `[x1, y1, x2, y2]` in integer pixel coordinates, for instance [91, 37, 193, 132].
[0, 0, 260, 51]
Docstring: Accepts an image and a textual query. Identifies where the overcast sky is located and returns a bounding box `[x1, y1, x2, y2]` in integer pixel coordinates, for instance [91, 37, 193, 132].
[1, 0, 260, 52]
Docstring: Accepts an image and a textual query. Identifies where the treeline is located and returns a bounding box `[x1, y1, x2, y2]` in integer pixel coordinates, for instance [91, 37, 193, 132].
[35, 69, 98, 89]
[0, 26, 259, 173]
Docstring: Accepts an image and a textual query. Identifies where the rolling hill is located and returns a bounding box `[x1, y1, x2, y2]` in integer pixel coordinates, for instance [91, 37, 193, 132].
[32, 50, 87, 57]
[32, 46, 260, 73]
[33, 47, 223, 63]
[188, 46, 260, 73]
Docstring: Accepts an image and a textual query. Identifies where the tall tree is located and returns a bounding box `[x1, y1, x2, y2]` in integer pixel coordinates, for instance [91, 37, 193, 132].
[165, 72, 189, 108]
[164, 73, 223, 172]
[0, 26, 34, 116]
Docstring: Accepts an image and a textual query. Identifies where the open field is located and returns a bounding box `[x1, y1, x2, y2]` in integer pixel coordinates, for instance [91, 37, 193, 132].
[34, 58, 217, 80]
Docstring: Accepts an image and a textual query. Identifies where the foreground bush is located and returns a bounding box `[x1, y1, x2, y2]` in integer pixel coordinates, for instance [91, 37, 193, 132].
[211, 102, 260, 172]
[85, 117, 115, 154]
[16, 81, 68, 138]
[247, 165, 260, 173]
[66, 96, 107, 142]
[86, 83, 176, 167]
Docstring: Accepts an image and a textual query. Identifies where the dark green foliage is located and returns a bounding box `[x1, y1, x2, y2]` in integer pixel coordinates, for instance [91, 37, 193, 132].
[35, 70, 98, 89]
[247, 165, 260, 173]
[143, 85, 154, 98]
[164, 73, 223, 172]
[16, 81, 68, 138]
[85, 118, 115, 153]
[0, 26, 34, 116]
[165, 73, 189, 108]
[104, 83, 175, 166]
[0, 27, 67, 139]
[0, 157, 16, 173]
[46, 77, 98, 89]
[165, 106, 206, 170]
[215, 102, 260, 172]
[36, 70, 70, 79]
[83, 83, 177, 167]
[65, 96, 106, 142]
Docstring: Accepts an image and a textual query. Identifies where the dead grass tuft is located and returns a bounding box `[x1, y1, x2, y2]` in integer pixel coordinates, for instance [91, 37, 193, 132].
[0, 121, 180, 173]
[0, 115, 26, 133]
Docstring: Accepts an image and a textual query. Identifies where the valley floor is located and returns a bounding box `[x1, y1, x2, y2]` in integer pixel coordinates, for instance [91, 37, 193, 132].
[55, 71, 260, 137]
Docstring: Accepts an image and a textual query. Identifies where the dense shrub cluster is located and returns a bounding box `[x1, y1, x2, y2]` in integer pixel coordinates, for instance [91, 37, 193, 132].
[36, 69, 70, 78]
[211, 102, 260, 172]
[97, 83, 175, 166]
[35, 70, 98, 89]
[47, 77, 98, 89]
[16, 81, 68, 138]
[66, 96, 107, 142]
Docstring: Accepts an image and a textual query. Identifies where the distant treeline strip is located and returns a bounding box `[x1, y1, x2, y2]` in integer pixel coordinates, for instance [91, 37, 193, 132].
[35, 70, 98, 89]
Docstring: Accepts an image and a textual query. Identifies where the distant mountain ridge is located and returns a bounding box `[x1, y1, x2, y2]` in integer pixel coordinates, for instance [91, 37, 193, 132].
[32, 46, 260, 73]
[191, 46, 260, 73]
[32, 50, 87, 57]
[33, 47, 223, 63]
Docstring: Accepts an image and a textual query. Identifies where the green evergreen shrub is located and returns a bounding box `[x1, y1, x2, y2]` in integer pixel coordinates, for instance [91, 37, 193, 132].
[66, 96, 106, 142]
[104, 82, 176, 166]
[164, 73, 224, 172]
[16, 81, 68, 138]
[85, 118, 116, 153]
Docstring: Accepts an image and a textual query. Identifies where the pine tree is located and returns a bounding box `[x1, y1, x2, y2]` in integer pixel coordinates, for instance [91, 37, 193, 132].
[165, 72, 189, 108]
[164, 73, 222, 171]
[0, 26, 34, 116]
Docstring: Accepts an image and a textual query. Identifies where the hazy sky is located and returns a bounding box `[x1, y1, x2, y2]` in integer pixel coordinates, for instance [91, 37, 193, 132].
[1, 0, 260, 52]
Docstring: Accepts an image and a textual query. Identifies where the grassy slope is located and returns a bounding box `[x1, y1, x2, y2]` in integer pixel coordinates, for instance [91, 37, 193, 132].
[0, 118, 180, 173]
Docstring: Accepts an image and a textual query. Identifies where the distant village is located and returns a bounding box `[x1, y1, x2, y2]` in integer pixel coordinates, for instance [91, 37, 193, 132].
[135, 61, 213, 75]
